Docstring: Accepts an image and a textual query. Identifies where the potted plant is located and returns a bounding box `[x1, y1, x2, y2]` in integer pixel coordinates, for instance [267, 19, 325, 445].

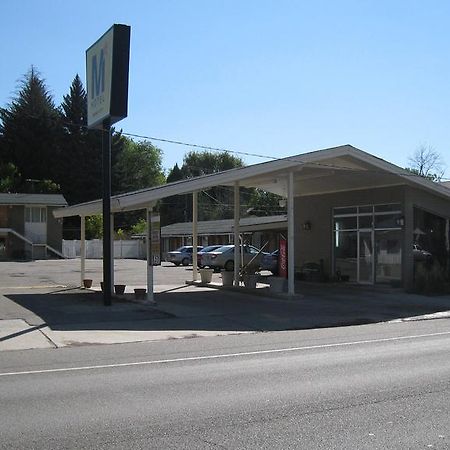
[83, 279, 93, 289]
[114, 284, 126, 295]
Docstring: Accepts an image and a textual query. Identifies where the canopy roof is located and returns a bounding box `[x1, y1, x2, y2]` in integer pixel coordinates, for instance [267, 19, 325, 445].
[54, 144, 450, 218]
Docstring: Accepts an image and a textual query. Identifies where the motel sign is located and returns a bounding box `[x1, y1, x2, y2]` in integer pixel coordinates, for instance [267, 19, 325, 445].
[86, 24, 130, 128]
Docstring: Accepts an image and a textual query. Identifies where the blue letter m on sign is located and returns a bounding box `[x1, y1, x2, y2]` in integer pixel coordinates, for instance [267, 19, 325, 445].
[91, 49, 105, 99]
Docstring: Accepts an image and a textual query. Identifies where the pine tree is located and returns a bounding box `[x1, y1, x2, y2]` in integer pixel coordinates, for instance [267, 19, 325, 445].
[0, 67, 61, 186]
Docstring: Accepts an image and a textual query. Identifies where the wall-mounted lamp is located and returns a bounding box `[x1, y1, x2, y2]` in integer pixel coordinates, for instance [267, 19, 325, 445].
[303, 220, 312, 231]
[395, 216, 405, 227]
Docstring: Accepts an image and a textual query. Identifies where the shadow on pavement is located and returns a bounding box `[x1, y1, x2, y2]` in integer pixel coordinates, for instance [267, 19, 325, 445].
[4, 284, 450, 333]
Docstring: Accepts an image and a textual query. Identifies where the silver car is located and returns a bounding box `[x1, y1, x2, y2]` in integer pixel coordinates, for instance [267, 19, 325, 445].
[201, 244, 268, 272]
[166, 246, 203, 266]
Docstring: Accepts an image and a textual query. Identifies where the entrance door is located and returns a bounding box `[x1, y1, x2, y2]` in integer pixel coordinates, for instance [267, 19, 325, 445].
[358, 230, 374, 284]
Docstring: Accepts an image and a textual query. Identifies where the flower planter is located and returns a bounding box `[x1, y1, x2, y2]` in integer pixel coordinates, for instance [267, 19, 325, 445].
[199, 268, 213, 284]
[83, 279, 93, 289]
[221, 270, 234, 286]
[134, 288, 146, 300]
[243, 274, 258, 289]
[114, 284, 126, 295]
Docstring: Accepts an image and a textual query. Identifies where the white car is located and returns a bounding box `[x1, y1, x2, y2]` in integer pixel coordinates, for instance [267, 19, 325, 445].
[201, 244, 268, 272]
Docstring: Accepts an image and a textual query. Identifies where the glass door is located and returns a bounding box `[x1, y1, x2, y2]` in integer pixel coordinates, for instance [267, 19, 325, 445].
[358, 230, 374, 284]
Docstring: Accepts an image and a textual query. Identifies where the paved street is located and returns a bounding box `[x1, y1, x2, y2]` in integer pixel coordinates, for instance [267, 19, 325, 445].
[1, 319, 449, 449]
[1, 259, 450, 350]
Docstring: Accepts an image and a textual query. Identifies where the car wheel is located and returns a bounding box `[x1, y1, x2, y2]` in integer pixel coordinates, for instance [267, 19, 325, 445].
[224, 260, 234, 271]
[182, 258, 189, 266]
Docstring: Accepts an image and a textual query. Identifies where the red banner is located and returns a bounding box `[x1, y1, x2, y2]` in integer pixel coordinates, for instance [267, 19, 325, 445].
[279, 238, 287, 278]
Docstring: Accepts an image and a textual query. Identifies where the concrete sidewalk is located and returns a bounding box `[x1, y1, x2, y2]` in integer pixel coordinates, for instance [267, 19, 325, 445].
[1, 280, 450, 352]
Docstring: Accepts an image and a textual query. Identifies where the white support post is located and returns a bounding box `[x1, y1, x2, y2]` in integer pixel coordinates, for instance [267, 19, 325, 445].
[146, 207, 154, 303]
[234, 181, 240, 286]
[80, 215, 86, 287]
[287, 171, 295, 296]
[192, 191, 198, 281]
[110, 213, 115, 290]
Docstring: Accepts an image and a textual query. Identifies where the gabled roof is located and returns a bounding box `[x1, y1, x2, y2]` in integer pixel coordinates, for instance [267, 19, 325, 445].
[54, 144, 450, 218]
[0, 193, 68, 206]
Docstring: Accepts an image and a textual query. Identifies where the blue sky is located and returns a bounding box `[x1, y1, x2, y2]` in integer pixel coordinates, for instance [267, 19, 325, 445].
[1, 0, 449, 177]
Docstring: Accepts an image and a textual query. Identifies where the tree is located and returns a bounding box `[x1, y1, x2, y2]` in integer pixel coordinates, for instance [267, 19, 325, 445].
[58, 74, 103, 205]
[407, 144, 445, 181]
[0, 67, 61, 185]
[113, 138, 165, 194]
[246, 189, 286, 216]
[112, 137, 165, 231]
[161, 151, 245, 224]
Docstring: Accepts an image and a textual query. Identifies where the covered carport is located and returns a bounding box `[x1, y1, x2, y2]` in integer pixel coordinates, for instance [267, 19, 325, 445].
[53, 144, 450, 300]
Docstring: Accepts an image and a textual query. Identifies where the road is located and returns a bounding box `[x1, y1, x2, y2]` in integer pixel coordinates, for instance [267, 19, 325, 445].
[1, 320, 449, 449]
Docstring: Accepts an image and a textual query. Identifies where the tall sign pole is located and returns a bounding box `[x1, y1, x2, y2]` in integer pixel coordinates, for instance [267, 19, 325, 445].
[86, 24, 131, 306]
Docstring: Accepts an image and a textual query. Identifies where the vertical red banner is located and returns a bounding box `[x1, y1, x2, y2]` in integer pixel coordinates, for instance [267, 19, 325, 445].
[279, 238, 287, 278]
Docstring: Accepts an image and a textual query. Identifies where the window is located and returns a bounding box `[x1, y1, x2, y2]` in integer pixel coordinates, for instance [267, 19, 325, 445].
[25, 207, 47, 223]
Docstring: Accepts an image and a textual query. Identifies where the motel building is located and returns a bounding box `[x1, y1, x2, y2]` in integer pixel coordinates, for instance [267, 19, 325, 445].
[54, 145, 450, 296]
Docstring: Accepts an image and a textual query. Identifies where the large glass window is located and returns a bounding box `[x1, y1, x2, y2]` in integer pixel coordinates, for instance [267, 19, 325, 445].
[333, 203, 402, 284]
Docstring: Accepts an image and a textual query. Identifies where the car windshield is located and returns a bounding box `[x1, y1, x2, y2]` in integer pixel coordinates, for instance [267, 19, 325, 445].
[176, 246, 191, 252]
[200, 245, 221, 253]
[213, 245, 234, 253]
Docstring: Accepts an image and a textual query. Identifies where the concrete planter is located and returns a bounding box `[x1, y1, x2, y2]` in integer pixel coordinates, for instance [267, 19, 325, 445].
[199, 268, 213, 284]
[221, 270, 234, 286]
[134, 288, 146, 300]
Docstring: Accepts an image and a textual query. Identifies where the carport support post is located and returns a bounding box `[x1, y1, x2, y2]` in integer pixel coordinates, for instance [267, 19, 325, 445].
[234, 181, 240, 286]
[146, 207, 154, 303]
[110, 213, 114, 288]
[192, 191, 198, 281]
[287, 171, 295, 296]
[80, 215, 86, 287]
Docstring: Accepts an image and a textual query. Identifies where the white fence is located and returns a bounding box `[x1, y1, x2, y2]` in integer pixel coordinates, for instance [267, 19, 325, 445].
[63, 239, 146, 259]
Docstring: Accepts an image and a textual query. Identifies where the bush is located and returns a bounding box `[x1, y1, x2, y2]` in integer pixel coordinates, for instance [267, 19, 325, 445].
[413, 262, 449, 295]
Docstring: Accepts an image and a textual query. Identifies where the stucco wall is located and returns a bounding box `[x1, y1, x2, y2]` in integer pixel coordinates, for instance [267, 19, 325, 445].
[294, 186, 406, 279]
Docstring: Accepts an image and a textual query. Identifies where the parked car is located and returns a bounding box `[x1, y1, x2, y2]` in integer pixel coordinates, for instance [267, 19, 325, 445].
[261, 250, 279, 275]
[201, 244, 269, 272]
[166, 246, 203, 266]
[197, 245, 223, 268]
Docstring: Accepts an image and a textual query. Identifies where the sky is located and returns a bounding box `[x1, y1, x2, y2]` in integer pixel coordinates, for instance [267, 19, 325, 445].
[1, 0, 449, 178]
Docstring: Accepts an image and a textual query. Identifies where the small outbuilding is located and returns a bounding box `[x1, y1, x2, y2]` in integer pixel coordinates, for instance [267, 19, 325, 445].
[0, 193, 67, 260]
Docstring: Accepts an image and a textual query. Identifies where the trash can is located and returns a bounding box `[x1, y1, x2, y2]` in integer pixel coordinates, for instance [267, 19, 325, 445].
[199, 268, 213, 284]
[221, 270, 234, 286]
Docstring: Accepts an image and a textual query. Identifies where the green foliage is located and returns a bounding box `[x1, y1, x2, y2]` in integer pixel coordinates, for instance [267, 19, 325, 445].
[413, 262, 449, 295]
[0, 162, 21, 192]
[85, 215, 103, 239]
[0, 67, 61, 185]
[161, 151, 245, 225]
[130, 218, 147, 235]
[246, 189, 286, 216]
[113, 137, 165, 194]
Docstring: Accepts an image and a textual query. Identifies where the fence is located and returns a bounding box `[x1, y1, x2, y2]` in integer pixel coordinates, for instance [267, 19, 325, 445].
[63, 239, 146, 259]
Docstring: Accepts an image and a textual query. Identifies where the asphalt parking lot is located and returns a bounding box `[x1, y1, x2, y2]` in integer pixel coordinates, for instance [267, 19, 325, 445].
[1, 258, 449, 351]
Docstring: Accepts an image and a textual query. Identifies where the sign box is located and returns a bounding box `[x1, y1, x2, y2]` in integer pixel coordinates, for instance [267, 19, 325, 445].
[86, 24, 130, 128]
